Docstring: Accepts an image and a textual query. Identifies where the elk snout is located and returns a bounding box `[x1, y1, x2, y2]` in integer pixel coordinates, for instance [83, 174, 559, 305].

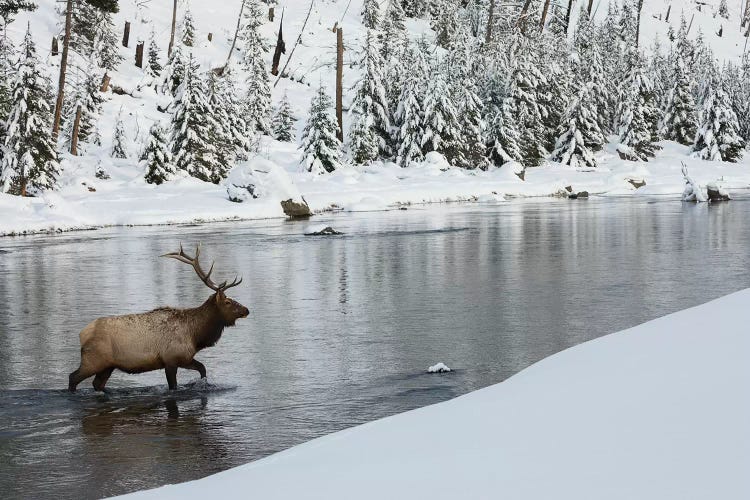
[239, 306, 249, 318]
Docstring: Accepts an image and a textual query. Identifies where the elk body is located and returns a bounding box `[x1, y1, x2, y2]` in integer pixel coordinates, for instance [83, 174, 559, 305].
[68, 245, 249, 392]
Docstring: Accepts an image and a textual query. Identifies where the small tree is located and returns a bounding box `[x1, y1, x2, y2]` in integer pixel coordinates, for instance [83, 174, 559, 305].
[169, 54, 220, 182]
[111, 108, 127, 158]
[242, 0, 271, 133]
[161, 42, 185, 97]
[349, 29, 389, 164]
[362, 0, 379, 29]
[180, 5, 195, 47]
[661, 55, 697, 146]
[142, 122, 173, 184]
[272, 92, 296, 142]
[551, 83, 605, 169]
[693, 77, 745, 162]
[300, 86, 342, 174]
[146, 30, 162, 79]
[1, 27, 58, 196]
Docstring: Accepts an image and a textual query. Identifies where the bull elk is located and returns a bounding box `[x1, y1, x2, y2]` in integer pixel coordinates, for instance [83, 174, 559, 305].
[68, 245, 249, 392]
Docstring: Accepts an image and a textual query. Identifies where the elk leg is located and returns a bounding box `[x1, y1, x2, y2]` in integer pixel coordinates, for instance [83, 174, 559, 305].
[92, 367, 115, 391]
[69, 366, 96, 392]
[184, 359, 207, 379]
[165, 366, 178, 390]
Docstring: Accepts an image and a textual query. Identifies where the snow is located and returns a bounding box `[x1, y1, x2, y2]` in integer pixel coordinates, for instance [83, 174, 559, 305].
[2, 0, 750, 235]
[427, 362, 451, 373]
[117, 289, 750, 500]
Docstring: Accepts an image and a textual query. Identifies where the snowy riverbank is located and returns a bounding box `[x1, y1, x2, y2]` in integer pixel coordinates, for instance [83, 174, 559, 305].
[118, 289, 750, 499]
[3, 140, 750, 237]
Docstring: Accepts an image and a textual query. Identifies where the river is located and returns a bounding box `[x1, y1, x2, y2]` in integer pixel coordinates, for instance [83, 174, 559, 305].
[1, 197, 749, 499]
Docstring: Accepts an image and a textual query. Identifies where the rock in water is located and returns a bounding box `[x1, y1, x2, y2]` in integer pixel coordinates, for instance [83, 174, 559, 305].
[281, 198, 312, 218]
[706, 183, 730, 202]
[427, 363, 452, 373]
[304, 226, 343, 236]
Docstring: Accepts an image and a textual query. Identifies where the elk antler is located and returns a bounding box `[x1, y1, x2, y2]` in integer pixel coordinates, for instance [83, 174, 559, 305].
[161, 243, 243, 293]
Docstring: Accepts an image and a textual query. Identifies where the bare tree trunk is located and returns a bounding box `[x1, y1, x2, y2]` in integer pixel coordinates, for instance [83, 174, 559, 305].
[52, 0, 73, 142]
[335, 27, 343, 142]
[222, 0, 247, 74]
[274, 0, 315, 87]
[565, 0, 574, 34]
[51, 36, 58, 56]
[635, 0, 644, 48]
[588, 0, 594, 15]
[540, 0, 552, 31]
[135, 41, 144, 67]
[168, 0, 177, 56]
[516, 0, 533, 28]
[665, 4, 671, 22]
[271, 8, 286, 76]
[70, 105, 82, 156]
[100, 73, 111, 92]
[123, 21, 130, 47]
[485, 0, 495, 44]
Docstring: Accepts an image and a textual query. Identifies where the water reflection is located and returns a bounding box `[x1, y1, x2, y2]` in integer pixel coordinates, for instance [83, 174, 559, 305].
[1, 197, 750, 498]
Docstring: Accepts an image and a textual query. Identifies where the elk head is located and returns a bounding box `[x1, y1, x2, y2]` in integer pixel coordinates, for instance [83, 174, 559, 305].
[162, 244, 250, 326]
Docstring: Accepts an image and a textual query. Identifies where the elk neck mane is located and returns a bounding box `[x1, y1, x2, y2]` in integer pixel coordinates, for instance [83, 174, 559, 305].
[151, 294, 228, 350]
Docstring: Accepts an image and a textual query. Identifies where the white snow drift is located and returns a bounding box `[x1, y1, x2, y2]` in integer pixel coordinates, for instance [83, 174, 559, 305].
[118, 289, 750, 500]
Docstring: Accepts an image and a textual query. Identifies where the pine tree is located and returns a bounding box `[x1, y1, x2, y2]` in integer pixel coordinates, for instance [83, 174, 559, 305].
[300, 85, 342, 174]
[718, 0, 729, 20]
[454, 77, 487, 169]
[1, 27, 58, 196]
[362, 0, 379, 29]
[161, 42, 185, 97]
[401, 0, 425, 18]
[394, 42, 429, 167]
[205, 69, 240, 177]
[142, 122, 173, 185]
[63, 56, 104, 152]
[0, 1, 36, 29]
[349, 29, 390, 164]
[146, 30, 162, 79]
[272, 92, 296, 142]
[181, 5, 196, 47]
[0, 28, 15, 151]
[242, 0, 271, 133]
[217, 63, 251, 159]
[169, 54, 221, 183]
[551, 81, 605, 169]
[508, 43, 547, 166]
[421, 63, 461, 162]
[488, 95, 522, 165]
[661, 55, 697, 145]
[693, 76, 745, 162]
[617, 51, 658, 161]
[380, 0, 407, 63]
[111, 109, 128, 158]
[596, 2, 622, 132]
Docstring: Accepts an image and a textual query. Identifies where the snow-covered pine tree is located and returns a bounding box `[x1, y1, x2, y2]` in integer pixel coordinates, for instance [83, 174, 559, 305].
[272, 92, 296, 142]
[218, 63, 251, 159]
[111, 108, 128, 158]
[380, 0, 407, 63]
[0, 0, 36, 30]
[205, 69, 240, 178]
[161, 41, 185, 97]
[596, 2, 622, 131]
[401, 0, 425, 18]
[661, 55, 697, 145]
[421, 59, 461, 162]
[181, 5, 196, 47]
[617, 50, 658, 161]
[1, 27, 58, 196]
[362, 0, 380, 29]
[63, 56, 104, 152]
[488, 95, 523, 165]
[349, 29, 390, 164]
[146, 30, 162, 79]
[718, 0, 729, 20]
[0, 28, 15, 149]
[508, 40, 548, 166]
[551, 81, 605, 169]
[692, 75, 745, 162]
[242, 0, 271, 133]
[141, 122, 173, 185]
[169, 54, 221, 183]
[394, 41, 430, 167]
[454, 76, 487, 169]
[300, 85, 342, 174]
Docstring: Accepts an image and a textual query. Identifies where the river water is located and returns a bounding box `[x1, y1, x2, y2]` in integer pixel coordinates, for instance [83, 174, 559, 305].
[1, 197, 749, 499]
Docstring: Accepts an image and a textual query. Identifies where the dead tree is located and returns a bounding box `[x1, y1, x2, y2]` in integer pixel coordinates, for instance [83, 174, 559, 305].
[100, 73, 111, 92]
[516, 0, 533, 28]
[52, 0, 73, 141]
[565, 0, 574, 33]
[540, 0, 552, 31]
[168, 0, 177, 56]
[335, 27, 343, 142]
[485, 0, 496, 43]
[588, 0, 594, 14]
[221, 0, 247, 75]
[123, 21, 130, 47]
[51, 36, 58, 56]
[135, 41, 144, 67]
[70, 105, 82, 156]
[635, 0, 644, 48]
[271, 8, 286, 76]
[274, 0, 315, 87]
[665, 4, 671, 22]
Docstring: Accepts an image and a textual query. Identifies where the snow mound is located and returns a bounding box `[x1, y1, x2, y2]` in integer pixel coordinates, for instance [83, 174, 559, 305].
[226, 158, 301, 203]
[427, 363, 452, 373]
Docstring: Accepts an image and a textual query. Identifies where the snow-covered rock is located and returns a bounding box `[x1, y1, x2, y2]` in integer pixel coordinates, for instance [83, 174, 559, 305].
[226, 158, 300, 203]
[427, 363, 452, 373]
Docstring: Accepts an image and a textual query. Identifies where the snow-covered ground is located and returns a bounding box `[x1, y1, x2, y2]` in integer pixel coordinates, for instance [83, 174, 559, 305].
[2, 0, 750, 236]
[3, 140, 750, 236]
[117, 289, 750, 499]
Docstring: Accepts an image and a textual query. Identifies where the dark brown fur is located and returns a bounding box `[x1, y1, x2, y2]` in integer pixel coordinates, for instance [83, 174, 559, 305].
[68, 291, 249, 391]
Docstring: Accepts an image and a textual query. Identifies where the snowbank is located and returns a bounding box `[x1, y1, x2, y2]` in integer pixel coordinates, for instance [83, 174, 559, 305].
[118, 290, 750, 500]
